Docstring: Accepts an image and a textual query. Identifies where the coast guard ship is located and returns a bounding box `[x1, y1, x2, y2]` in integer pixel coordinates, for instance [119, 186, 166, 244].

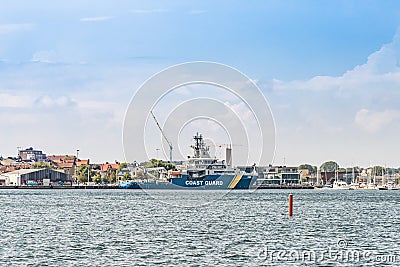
[119, 133, 257, 189]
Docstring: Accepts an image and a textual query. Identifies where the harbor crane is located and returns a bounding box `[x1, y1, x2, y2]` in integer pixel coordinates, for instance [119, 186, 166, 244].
[150, 111, 173, 162]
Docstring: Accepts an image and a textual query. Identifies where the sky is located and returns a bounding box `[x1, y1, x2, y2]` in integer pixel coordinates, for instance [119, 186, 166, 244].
[1, 0, 400, 167]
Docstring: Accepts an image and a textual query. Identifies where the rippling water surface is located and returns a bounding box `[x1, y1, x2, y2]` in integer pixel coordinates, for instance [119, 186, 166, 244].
[1, 189, 399, 266]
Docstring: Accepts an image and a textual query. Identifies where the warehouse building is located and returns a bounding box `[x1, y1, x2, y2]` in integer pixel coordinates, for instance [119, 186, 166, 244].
[1, 168, 72, 186]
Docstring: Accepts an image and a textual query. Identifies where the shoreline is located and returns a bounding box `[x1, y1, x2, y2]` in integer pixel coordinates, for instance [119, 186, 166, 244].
[0, 185, 315, 190]
[1, 185, 398, 190]
[0, 185, 120, 190]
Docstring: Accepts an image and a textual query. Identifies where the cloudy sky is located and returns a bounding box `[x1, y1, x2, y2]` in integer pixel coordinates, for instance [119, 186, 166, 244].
[1, 0, 400, 167]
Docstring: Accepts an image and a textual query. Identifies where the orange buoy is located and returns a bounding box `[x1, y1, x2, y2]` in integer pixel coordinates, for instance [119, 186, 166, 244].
[288, 194, 293, 216]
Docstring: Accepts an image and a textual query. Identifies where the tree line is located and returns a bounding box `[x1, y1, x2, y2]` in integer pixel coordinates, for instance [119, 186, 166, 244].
[299, 161, 399, 175]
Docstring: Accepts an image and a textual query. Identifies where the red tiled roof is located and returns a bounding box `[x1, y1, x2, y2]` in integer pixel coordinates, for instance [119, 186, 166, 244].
[77, 159, 89, 166]
[48, 155, 75, 163]
[0, 164, 33, 174]
[58, 162, 74, 168]
[99, 163, 120, 172]
[34, 162, 52, 167]
[48, 155, 89, 167]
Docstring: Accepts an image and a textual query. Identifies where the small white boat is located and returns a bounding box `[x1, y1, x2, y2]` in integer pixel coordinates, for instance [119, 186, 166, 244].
[349, 183, 360, 190]
[378, 182, 398, 190]
[365, 183, 378, 190]
[332, 180, 351, 190]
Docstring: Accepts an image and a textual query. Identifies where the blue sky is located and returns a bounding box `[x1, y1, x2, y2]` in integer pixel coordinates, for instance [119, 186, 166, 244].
[1, 1, 400, 167]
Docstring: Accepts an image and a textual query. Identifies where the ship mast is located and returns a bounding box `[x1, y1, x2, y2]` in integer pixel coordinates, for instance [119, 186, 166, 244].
[150, 111, 173, 162]
[193, 133, 202, 158]
[191, 133, 210, 158]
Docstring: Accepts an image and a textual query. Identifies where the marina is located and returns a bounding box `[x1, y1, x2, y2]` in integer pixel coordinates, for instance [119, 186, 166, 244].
[2, 141, 400, 190]
[2, 134, 399, 191]
[0, 185, 120, 190]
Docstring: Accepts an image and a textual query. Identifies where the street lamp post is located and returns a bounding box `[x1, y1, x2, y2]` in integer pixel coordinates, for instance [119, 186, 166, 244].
[75, 149, 79, 185]
[87, 164, 90, 185]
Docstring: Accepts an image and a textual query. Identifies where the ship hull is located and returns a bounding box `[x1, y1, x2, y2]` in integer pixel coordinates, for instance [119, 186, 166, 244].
[119, 174, 257, 190]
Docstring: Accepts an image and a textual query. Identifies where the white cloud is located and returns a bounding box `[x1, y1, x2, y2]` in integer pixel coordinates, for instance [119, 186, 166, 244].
[35, 95, 76, 108]
[272, 75, 341, 91]
[268, 28, 400, 134]
[0, 23, 33, 34]
[349, 31, 400, 75]
[224, 101, 254, 122]
[31, 50, 59, 63]
[0, 93, 76, 109]
[190, 10, 207, 14]
[355, 109, 400, 132]
[262, 29, 400, 165]
[129, 9, 169, 14]
[272, 29, 400, 93]
[80, 16, 113, 22]
[0, 93, 32, 108]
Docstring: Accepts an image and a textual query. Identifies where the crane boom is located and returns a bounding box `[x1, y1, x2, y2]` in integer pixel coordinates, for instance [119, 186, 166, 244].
[150, 111, 173, 162]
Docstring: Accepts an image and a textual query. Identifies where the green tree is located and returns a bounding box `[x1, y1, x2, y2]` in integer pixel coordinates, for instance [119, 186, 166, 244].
[117, 163, 128, 174]
[346, 167, 360, 173]
[386, 168, 396, 175]
[33, 162, 53, 169]
[122, 172, 131, 181]
[372, 166, 384, 176]
[133, 169, 145, 180]
[77, 164, 95, 183]
[320, 161, 339, 172]
[145, 159, 158, 168]
[106, 168, 117, 183]
[92, 164, 101, 170]
[298, 164, 317, 174]
[164, 163, 176, 171]
[102, 173, 109, 184]
[108, 169, 117, 183]
[145, 158, 176, 171]
[94, 174, 102, 184]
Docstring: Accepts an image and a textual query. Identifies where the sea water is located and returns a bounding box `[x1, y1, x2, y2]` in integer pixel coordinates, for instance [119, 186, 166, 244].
[0, 189, 399, 266]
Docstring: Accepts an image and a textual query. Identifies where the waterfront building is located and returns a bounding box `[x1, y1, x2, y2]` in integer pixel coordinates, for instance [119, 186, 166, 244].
[0, 175, 6, 185]
[236, 165, 258, 174]
[1, 158, 17, 166]
[255, 166, 301, 185]
[299, 169, 317, 184]
[18, 147, 47, 162]
[145, 167, 168, 180]
[48, 155, 90, 177]
[0, 158, 33, 174]
[99, 163, 120, 172]
[116, 164, 143, 181]
[1, 168, 72, 186]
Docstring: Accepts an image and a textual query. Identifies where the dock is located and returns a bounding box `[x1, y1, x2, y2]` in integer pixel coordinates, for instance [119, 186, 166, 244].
[0, 185, 120, 189]
[253, 184, 314, 189]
